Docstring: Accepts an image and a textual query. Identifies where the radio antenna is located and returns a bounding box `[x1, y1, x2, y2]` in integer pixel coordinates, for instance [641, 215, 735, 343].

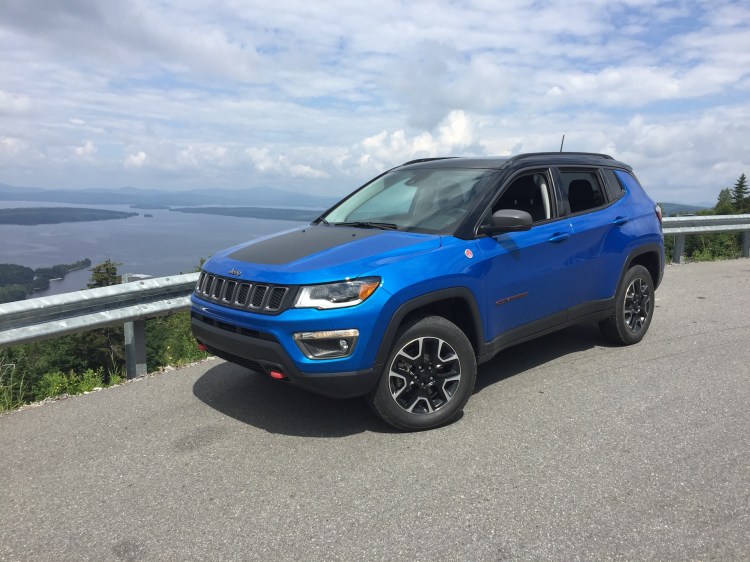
[559, 134, 565, 152]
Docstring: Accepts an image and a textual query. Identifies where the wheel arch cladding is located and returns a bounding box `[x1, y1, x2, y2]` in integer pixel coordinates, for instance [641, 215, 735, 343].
[627, 247, 663, 289]
[374, 288, 484, 366]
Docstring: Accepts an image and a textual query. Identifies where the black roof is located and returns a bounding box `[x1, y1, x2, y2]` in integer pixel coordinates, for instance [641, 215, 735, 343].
[398, 152, 629, 171]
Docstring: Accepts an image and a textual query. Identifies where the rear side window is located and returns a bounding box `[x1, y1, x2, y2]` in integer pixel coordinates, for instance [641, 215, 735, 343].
[559, 169, 607, 214]
[602, 169, 626, 202]
[613, 169, 643, 194]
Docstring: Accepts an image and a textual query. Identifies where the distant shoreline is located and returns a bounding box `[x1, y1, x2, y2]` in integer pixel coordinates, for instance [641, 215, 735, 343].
[170, 206, 321, 221]
[0, 207, 138, 226]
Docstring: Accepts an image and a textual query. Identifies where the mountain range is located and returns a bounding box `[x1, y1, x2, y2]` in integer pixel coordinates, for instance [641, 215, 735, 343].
[0, 181, 710, 216]
[0, 182, 338, 209]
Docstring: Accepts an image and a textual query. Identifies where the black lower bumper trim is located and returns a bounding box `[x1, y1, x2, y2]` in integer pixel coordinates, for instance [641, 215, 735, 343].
[191, 315, 381, 399]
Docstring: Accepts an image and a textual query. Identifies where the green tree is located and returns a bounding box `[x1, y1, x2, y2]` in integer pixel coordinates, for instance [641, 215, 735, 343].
[0, 285, 27, 304]
[87, 258, 122, 288]
[715, 188, 735, 215]
[0, 264, 34, 286]
[732, 173, 748, 212]
[85, 259, 125, 381]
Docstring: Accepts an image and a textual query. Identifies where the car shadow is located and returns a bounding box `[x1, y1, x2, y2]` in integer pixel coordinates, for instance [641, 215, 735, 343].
[474, 322, 610, 392]
[192, 322, 612, 437]
[192, 361, 396, 437]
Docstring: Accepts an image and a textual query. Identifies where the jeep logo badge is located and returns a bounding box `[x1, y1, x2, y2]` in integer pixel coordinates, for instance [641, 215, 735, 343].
[228, 268, 241, 276]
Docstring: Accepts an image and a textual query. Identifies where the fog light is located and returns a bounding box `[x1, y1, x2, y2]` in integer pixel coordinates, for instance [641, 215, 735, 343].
[293, 329, 359, 359]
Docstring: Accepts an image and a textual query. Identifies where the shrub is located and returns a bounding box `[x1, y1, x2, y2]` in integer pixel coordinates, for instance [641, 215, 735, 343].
[33, 368, 106, 401]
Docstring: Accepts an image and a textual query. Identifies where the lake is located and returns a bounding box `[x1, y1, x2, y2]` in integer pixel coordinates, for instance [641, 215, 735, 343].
[0, 201, 308, 297]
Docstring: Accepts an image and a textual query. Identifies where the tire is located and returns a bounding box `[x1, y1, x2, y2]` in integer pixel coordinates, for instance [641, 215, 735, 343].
[367, 316, 476, 431]
[600, 264, 655, 345]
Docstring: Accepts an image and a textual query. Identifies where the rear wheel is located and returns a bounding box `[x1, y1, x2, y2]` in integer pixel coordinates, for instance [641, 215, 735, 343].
[368, 316, 476, 431]
[600, 264, 654, 345]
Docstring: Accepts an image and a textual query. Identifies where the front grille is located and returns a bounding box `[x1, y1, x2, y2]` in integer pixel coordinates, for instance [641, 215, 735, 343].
[195, 272, 294, 314]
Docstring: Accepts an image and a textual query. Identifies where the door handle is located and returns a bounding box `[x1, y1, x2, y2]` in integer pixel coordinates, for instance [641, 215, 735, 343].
[549, 232, 570, 243]
[613, 216, 629, 226]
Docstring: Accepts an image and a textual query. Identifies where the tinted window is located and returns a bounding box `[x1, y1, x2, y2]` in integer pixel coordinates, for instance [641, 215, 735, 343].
[602, 169, 626, 202]
[613, 169, 643, 194]
[489, 171, 553, 223]
[559, 169, 607, 214]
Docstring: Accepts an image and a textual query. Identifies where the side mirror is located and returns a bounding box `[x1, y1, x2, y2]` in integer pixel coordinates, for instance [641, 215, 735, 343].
[479, 209, 533, 235]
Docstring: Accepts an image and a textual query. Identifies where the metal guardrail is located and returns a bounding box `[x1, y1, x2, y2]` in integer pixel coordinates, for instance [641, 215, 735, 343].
[0, 214, 747, 377]
[0, 272, 199, 378]
[662, 215, 750, 264]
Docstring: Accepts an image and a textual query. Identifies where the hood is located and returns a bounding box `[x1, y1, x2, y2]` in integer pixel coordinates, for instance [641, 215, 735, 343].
[204, 225, 442, 284]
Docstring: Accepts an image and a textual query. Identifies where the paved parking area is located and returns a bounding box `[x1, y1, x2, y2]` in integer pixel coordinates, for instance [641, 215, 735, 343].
[1, 260, 749, 560]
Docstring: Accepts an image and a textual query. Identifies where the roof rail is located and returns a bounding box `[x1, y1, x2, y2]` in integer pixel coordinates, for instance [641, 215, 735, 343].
[400, 157, 458, 166]
[509, 152, 614, 161]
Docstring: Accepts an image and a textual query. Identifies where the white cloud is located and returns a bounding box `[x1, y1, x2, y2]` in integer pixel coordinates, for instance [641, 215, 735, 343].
[124, 151, 147, 168]
[0, 1, 749, 203]
[355, 110, 479, 171]
[245, 146, 329, 179]
[177, 144, 228, 167]
[74, 140, 96, 157]
[289, 164, 329, 179]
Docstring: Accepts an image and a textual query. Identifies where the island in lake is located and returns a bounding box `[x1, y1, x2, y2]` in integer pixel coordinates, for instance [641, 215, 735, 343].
[0, 258, 92, 303]
[0, 207, 138, 226]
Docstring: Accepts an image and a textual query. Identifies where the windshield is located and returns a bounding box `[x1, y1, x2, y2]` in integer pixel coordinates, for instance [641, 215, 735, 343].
[322, 168, 498, 234]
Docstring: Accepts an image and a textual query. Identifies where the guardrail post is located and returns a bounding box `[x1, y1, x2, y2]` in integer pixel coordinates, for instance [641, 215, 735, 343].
[122, 274, 149, 379]
[672, 234, 686, 264]
[743, 231, 750, 259]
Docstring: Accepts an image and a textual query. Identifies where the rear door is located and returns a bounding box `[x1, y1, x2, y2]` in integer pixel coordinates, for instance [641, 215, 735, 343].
[553, 167, 637, 304]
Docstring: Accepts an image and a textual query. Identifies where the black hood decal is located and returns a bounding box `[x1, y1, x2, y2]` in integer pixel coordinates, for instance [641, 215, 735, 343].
[228, 226, 383, 265]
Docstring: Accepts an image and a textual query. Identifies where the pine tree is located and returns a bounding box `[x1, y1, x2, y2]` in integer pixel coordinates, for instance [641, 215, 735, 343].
[87, 258, 122, 289]
[84, 258, 125, 382]
[731, 173, 748, 213]
[715, 188, 734, 215]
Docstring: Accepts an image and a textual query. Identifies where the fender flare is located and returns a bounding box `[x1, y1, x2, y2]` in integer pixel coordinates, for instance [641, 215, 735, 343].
[373, 287, 485, 367]
[621, 242, 664, 290]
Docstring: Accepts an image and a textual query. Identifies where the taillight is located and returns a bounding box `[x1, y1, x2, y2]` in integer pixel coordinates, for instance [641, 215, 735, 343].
[655, 204, 663, 226]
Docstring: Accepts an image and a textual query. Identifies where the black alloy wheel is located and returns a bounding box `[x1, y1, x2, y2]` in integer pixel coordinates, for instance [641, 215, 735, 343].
[600, 264, 655, 345]
[368, 316, 476, 431]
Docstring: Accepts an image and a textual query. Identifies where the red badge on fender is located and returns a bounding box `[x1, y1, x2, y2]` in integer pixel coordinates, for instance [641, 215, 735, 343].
[465, 249, 474, 259]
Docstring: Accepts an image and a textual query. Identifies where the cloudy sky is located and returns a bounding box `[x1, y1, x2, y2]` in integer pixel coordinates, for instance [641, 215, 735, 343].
[1, 0, 749, 204]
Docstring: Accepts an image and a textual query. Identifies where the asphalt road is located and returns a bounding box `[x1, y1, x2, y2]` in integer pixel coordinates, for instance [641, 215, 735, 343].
[1, 260, 749, 561]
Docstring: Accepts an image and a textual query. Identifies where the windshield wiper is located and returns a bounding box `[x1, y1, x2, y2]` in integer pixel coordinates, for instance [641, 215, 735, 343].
[331, 221, 399, 231]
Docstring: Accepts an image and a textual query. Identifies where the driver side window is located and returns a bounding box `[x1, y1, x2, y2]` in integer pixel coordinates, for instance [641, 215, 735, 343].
[489, 172, 553, 223]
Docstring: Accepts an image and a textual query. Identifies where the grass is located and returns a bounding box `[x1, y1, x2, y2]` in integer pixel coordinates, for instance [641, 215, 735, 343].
[1, 358, 27, 413]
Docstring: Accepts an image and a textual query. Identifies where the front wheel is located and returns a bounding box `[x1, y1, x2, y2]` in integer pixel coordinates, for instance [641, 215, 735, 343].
[600, 264, 655, 345]
[367, 316, 476, 431]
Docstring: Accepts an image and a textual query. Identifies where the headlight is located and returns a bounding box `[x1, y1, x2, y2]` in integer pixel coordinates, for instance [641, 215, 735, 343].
[294, 277, 380, 309]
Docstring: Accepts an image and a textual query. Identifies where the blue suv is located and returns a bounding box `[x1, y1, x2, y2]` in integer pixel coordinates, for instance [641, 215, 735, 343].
[191, 153, 664, 431]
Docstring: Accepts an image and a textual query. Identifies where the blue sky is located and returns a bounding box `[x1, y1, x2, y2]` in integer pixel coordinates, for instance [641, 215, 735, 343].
[1, 0, 749, 204]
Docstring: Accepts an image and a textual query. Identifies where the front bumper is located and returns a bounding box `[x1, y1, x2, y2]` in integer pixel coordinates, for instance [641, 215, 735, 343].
[191, 312, 382, 399]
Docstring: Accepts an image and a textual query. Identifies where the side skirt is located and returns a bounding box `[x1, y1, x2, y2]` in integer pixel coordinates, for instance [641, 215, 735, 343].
[477, 298, 614, 364]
